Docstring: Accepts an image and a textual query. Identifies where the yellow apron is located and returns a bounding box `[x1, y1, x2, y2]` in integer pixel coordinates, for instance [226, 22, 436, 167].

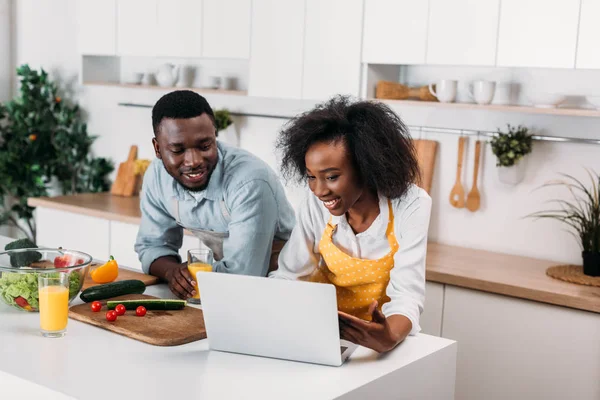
[310, 199, 399, 321]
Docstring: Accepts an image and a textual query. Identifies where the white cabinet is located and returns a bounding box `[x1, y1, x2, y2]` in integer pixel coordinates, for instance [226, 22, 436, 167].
[202, 0, 251, 59]
[109, 221, 141, 271]
[443, 286, 600, 400]
[426, 0, 500, 66]
[576, 0, 600, 69]
[496, 0, 580, 68]
[301, 0, 363, 100]
[420, 282, 444, 337]
[76, 0, 117, 55]
[248, 0, 306, 99]
[117, 0, 157, 56]
[36, 208, 110, 260]
[157, 0, 203, 58]
[362, 0, 429, 65]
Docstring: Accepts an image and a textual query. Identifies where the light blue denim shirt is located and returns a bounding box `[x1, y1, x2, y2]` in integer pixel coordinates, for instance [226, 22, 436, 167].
[134, 142, 295, 276]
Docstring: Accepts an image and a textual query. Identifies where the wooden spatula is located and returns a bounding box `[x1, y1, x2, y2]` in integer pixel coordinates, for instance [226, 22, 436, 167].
[466, 140, 482, 212]
[449, 136, 466, 208]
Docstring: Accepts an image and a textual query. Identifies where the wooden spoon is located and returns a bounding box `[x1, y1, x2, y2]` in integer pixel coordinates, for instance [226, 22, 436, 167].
[449, 136, 466, 208]
[466, 140, 482, 212]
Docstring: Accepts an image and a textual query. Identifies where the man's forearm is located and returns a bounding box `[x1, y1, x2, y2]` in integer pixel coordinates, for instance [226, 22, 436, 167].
[149, 256, 185, 280]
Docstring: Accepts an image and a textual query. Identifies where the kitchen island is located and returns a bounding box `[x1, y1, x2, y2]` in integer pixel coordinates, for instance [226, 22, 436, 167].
[0, 285, 457, 400]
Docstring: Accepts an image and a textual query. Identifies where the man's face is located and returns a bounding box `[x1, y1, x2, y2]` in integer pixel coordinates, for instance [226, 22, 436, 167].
[152, 114, 218, 191]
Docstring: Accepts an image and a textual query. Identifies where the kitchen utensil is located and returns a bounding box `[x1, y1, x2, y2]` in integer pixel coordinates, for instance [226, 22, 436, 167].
[466, 140, 482, 212]
[209, 76, 222, 90]
[468, 81, 496, 105]
[111, 145, 138, 197]
[526, 93, 566, 108]
[449, 136, 467, 208]
[413, 139, 438, 194]
[141, 72, 156, 86]
[68, 294, 207, 346]
[428, 80, 458, 103]
[375, 81, 438, 102]
[0, 248, 93, 312]
[156, 64, 180, 87]
[176, 65, 195, 88]
[82, 265, 159, 290]
[123, 72, 143, 85]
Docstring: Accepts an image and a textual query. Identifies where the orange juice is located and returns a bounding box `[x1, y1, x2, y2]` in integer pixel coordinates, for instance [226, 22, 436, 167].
[39, 285, 69, 332]
[187, 262, 212, 299]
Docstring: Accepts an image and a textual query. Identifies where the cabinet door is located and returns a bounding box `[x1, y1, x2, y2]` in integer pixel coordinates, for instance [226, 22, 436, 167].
[362, 0, 429, 64]
[496, 0, 580, 68]
[248, 0, 305, 99]
[420, 282, 444, 336]
[76, 0, 117, 55]
[426, 0, 500, 66]
[117, 0, 158, 57]
[157, 0, 202, 58]
[109, 221, 142, 271]
[443, 286, 600, 400]
[202, 0, 251, 59]
[302, 0, 363, 100]
[36, 208, 110, 260]
[576, 0, 600, 69]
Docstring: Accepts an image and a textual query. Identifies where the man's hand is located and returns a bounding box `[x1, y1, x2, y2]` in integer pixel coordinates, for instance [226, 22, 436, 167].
[165, 264, 196, 299]
[149, 256, 196, 299]
[338, 301, 412, 353]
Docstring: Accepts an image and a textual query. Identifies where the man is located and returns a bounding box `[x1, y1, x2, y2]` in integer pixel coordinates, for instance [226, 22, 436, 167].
[135, 90, 295, 299]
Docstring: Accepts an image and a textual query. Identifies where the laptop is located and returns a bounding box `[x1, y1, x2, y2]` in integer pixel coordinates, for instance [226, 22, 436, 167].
[195, 272, 357, 367]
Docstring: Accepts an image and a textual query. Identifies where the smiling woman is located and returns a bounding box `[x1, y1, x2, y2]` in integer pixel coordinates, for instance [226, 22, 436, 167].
[271, 96, 432, 354]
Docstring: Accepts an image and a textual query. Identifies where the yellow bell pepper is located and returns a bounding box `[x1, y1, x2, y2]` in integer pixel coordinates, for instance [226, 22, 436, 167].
[91, 256, 119, 284]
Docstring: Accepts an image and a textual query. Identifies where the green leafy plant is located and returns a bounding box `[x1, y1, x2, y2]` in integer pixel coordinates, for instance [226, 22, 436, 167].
[490, 124, 533, 167]
[214, 109, 233, 135]
[527, 170, 600, 254]
[0, 65, 113, 243]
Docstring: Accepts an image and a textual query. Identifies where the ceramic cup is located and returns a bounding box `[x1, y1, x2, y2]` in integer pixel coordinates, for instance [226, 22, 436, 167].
[468, 80, 496, 105]
[428, 80, 458, 103]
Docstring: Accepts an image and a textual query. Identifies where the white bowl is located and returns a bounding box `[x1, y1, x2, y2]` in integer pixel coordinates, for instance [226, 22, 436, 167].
[526, 93, 566, 108]
[586, 96, 600, 110]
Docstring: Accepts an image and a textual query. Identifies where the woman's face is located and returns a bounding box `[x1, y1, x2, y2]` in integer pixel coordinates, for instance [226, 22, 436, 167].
[305, 140, 365, 216]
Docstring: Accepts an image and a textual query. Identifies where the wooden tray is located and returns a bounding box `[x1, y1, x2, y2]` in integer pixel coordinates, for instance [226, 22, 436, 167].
[69, 294, 207, 346]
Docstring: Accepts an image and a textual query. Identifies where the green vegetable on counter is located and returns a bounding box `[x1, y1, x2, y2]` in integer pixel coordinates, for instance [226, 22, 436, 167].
[79, 280, 146, 303]
[107, 299, 186, 311]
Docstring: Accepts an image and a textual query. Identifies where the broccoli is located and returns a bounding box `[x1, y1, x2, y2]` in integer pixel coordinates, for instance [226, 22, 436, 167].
[4, 238, 42, 268]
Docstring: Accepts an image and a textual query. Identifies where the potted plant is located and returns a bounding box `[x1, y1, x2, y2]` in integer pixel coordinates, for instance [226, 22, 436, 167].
[527, 170, 600, 276]
[214, 109, 237, 146]
[490, 124, 533, 185]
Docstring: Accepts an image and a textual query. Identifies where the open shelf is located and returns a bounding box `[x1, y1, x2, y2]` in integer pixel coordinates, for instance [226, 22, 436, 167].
[84, 82, 247, 96]
[379, 98, 600, 118]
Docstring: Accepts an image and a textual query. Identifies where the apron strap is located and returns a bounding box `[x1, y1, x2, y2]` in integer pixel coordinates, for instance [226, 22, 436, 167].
[171, 197, 181, 224]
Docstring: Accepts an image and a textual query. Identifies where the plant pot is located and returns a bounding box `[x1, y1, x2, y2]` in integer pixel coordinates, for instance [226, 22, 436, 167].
[497, 157, 527, 185]
[217, 124, 239, 147]
[582, 252, 600, 277]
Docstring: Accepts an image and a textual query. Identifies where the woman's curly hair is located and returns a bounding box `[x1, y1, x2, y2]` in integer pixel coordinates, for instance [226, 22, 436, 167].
[277, 96, 420, 199]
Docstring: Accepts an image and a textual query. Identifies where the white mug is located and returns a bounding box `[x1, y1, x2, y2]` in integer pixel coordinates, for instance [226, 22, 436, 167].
[468, 80, 496, 105]
[428, 80, 457, 103]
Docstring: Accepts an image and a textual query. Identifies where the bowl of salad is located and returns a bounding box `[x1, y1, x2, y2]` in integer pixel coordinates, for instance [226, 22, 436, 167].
[0, 247, 92, 312]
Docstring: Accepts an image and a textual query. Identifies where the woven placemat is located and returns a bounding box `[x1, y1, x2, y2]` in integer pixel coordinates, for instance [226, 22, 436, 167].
[546, 265, 600, 287]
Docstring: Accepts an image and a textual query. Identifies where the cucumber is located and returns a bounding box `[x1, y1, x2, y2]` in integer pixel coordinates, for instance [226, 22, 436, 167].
[79, 280, 146, 303]
[106, 299, 186, 310]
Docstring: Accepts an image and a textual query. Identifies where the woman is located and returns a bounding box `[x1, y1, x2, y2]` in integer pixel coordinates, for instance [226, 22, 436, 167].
[271, 96, 432, 353]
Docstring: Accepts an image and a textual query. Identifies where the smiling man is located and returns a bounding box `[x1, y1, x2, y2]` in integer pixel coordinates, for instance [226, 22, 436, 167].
[135, 90, 295, 299]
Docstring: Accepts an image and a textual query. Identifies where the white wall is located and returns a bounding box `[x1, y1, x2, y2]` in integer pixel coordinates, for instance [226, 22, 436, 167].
[10, 0, 600, 266]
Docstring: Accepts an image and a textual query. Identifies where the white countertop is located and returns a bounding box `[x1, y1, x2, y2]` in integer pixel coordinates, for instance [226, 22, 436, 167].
[0, 235, 456, 399]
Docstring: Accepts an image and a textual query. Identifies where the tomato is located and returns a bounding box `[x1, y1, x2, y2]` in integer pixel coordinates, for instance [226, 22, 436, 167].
[135, 306, 147, 317]
[90, 301, 102, 312]
[114, 304, 126, 316]
[106, 310, 118, 322]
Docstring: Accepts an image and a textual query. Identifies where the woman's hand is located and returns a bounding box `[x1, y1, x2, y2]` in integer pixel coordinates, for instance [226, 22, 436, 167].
[338, 301, 412, 353]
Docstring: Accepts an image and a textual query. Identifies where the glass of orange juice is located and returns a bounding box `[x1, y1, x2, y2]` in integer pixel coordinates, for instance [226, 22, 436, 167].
[38, 272, 70, 338]
[187, 249, 213, 304]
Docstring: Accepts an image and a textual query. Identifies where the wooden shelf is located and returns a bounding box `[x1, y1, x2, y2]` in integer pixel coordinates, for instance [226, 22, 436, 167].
[379, 98, 600, 118]
[84, 82, 247, 96]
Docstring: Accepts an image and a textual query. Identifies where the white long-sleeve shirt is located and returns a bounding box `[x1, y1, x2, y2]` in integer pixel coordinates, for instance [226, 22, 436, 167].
[271, 184, 432, 335]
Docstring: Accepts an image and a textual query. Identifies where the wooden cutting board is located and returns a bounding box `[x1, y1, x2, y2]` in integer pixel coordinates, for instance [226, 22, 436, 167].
[81, 265, 159, 290]
[69, 294, 207, 346]
[413, 139, 438, 194]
